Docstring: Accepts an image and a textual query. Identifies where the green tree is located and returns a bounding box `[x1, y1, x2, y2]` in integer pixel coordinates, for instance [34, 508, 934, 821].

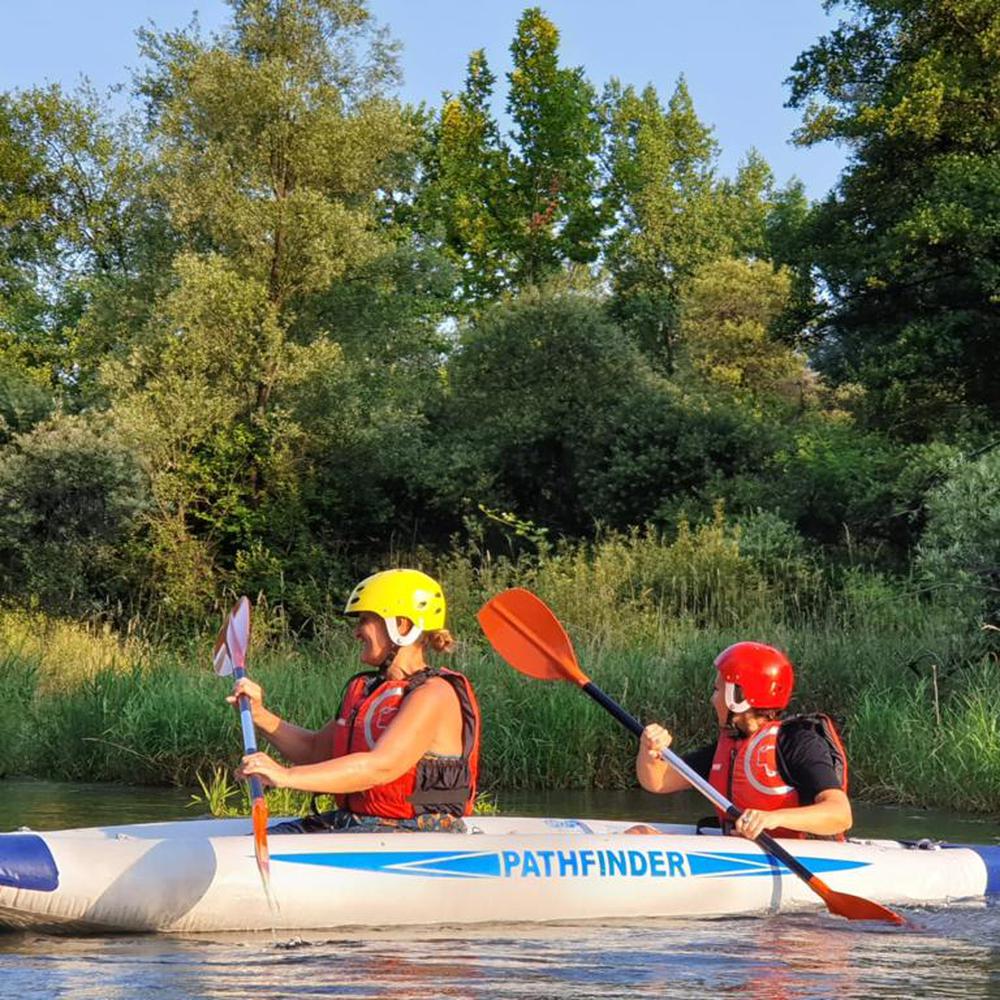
[441, 287, 649, 534]
[679, 257, 810, 404]
[918, 446, 1000, 614]
[505, 7, 605, 286]
[417, 50, 511, 299]
[787, 0, 1000, 434]
[602, 78, 778, 369]
[112, 0, 423, 618]
[439, 285, 781, 535]
[418, 8, 604, 297]
[0, 85, 159, 402]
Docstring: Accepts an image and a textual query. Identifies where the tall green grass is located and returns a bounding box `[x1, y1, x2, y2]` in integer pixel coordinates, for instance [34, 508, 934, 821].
[1, 517, 996, 816]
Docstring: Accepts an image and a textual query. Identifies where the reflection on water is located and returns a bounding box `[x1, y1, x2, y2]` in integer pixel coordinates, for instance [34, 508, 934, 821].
[0, 779, 193, 831]
[3, 913, 999, 999]
[1, 780, 999, 999]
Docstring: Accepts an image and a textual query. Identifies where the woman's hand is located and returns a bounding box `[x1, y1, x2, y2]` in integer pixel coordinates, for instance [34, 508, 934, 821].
[227, 677, 266, 724]
[640, 723, 673, 761]
[734, 808, 782, 840]
[236, 751, 289, 789]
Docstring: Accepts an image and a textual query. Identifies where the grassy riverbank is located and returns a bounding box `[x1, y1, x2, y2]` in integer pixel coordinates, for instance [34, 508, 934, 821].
[1, 524, 996, 815]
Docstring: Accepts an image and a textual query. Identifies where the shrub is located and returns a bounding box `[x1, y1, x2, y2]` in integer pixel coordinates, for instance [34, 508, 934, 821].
[917, 447, 1000, 617]
[0, 413, 149, 616]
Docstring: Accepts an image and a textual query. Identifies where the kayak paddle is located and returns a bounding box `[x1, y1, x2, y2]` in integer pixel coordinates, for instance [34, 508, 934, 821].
[477, 587, 907, 927]
[213, 595, 277, 913]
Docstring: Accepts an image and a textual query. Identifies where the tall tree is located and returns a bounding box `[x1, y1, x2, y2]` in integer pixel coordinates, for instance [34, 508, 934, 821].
[788, 0, 1000, 435]
[112, 0, 421, 617]
[505, 7, 605, 287]
[602, 78, 777, 368]
[418, 7, 604, 297]
[418, 49, 512, 299]
[0, 85, 159, 403]
[679, 257, 810, 405]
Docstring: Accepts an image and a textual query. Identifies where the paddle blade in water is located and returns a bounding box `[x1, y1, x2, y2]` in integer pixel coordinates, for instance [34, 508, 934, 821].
[251, 796, 278, 914]
[477, 588, 587, 685]
[810, 876, 907, 926]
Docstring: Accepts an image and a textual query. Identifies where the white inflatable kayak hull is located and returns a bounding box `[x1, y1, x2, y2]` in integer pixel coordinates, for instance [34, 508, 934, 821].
[2, 815, 998, 932]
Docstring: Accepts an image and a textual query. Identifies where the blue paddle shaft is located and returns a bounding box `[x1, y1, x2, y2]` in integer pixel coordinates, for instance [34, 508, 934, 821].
[233, 665, 264, 802]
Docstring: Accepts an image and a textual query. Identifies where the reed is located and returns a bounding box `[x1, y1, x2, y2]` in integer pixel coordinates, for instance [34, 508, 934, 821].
[1, 522, 995, 816]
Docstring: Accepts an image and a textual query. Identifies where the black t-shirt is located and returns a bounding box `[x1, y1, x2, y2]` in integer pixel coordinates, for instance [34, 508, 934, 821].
[682, 723, 843, 805]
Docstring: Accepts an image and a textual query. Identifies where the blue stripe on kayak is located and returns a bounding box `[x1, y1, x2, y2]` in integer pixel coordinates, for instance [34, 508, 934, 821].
[271, 850, 502, 879]
[272, 848, 870, 881]
[686, 850, 868, 879]
[0, 835, 59, 892]
[959, 845, 1000, 895]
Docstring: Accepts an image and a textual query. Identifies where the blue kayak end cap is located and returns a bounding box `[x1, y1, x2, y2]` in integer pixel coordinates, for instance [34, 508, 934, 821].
[961, 844, 1000, 896]
[0, 834, 59, 892]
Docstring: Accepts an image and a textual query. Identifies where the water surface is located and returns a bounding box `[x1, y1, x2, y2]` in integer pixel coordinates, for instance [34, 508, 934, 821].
[1, 781, 998, 999]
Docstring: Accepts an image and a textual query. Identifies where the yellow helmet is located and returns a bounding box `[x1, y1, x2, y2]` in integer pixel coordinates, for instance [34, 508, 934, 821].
[344, 569, 446, 647]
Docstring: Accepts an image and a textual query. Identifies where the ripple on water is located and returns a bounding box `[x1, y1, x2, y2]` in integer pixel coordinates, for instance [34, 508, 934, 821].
[2, 908, 1000, 1000]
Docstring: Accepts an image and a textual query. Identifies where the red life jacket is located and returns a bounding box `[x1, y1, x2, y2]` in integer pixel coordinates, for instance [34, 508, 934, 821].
[709, 713, 848, 840]
[331, 667, 481, 819]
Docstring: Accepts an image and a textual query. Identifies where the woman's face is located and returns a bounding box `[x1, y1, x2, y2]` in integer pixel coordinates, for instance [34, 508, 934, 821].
[354, 612, 393, 666]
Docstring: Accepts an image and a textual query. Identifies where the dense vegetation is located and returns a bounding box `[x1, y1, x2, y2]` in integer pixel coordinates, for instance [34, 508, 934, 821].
[1, 531, 997, 812]
[1, 1, 998, 809]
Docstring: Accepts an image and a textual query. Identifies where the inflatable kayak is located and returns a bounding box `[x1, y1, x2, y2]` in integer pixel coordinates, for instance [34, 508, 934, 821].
[2, 815, 998, 933]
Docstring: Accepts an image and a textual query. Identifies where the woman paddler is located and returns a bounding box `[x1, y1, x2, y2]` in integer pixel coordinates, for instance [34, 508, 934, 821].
[637, 642, 852, 840]
[232, 569, 481, 833]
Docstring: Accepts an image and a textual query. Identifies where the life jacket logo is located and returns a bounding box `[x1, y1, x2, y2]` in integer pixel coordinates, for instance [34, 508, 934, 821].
[749, 732, 783, 784]
[373, 705, 396, 733]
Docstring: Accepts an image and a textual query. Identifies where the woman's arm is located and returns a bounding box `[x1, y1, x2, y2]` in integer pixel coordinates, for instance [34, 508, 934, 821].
[636, 724, 701, 795]
[228, 677, 335, 764]
[237, 677, 458, 794]
[734, 788, 853, 839]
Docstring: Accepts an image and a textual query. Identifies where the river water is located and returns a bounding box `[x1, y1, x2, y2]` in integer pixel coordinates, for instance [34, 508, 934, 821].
[1, 780, 999, 999]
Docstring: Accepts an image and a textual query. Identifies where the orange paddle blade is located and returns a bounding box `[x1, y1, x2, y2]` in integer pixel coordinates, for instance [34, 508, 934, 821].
[252, 797, 270, 872]
[809, 876, 907, 926]
[477, 588, 588, 685]
[251, 797, 278, 914]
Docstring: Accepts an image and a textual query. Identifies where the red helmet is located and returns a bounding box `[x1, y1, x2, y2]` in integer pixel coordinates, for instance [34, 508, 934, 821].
[715, 642, 794, 713]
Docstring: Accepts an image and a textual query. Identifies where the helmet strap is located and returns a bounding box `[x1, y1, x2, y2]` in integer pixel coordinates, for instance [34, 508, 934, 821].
[724, 681, 751, 715]
[385, 616, 424, 648]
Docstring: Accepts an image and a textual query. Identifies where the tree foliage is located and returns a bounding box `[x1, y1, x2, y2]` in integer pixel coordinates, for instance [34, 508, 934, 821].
[918, 446, 1000, 614]
[1, 2, 998, 628]
[0, 414, 149, 615]
[679, 258, 809, 402]
[787, 0, 1000, 433]
[601, 77, 787, 369]
[418, 7, 604, 298]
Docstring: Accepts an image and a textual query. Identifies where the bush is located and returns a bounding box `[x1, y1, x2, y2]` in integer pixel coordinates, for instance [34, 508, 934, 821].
[440, 286, 787, 538]
[440, 286, 652, 535]
[0, 413, 149, 616]
[917, 447, 1000, 616]
[0, 366, 53, 445]
[577, 382, 781, 530]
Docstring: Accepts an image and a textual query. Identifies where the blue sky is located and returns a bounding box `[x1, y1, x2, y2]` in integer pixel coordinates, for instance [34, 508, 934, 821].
[0, 1, 848, 200]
